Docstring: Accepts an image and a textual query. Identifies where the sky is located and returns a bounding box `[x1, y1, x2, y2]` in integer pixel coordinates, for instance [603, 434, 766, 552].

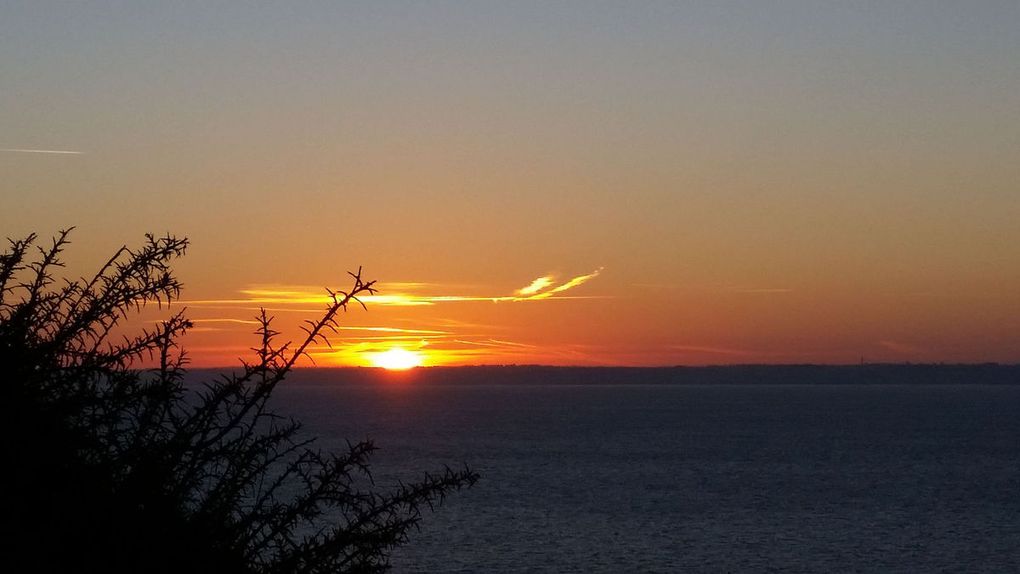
[2, 1, 1019, 367]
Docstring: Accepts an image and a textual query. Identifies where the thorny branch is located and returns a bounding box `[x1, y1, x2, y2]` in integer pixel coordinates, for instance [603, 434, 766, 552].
[0, 230, 477, 573]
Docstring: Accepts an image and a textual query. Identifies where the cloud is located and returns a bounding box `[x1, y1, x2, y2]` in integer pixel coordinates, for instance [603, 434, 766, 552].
[382, 281, 449, 290]
[453, 338, 538, 349]
[516, 276, 555, 296]
[192, 318, 261, 325]
[184, 268, 606, 309]
[340, 326, 449, 335]
[367, 268, 606, 304]
[408, 317, 498, 330]
[669, 344, 762, 357]
[631, 283, 683, 290]
[176, 318, 448, 338]
[520, 268, 603, 301]
[0, 148, 83, 155]
[332, 334, 446, 342]
[631, 283, 792, 294]
[179, 270, 606, 366]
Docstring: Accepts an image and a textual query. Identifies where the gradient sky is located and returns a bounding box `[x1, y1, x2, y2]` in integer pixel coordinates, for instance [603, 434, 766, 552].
[3, 1, 1019, 366]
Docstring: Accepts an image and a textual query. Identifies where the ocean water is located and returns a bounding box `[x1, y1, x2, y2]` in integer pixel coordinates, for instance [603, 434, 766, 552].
[274, 378, 1020, 573]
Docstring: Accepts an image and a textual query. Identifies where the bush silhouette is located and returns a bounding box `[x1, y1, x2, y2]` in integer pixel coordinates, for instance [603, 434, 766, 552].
[0, 230, 477, 573]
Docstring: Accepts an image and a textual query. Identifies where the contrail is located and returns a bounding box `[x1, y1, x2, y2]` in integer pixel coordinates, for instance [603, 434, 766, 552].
[0, 148, 83, 155]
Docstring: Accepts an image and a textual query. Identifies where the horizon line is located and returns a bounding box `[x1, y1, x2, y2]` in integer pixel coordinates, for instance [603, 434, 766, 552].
[183, 361, 1020, 370]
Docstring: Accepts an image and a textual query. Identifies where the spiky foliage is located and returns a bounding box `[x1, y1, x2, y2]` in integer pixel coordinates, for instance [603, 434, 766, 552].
[0, 230, 477, 574]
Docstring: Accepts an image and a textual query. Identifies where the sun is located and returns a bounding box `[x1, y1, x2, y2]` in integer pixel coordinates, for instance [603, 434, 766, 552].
[368, 348, 424, 370]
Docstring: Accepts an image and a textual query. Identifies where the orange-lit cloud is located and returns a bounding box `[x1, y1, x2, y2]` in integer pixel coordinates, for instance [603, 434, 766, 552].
[631, 283, 792, 295]
[192, 318, 261, 325]
[516, 276, 555, 296]
[302, 336, 608, 367]
[454, 338, 537, 349]
[668, 344, 763, 357]
[518, 269, 603, 300]
[184, 269, 606, 309]
[176, 270, 607, 366]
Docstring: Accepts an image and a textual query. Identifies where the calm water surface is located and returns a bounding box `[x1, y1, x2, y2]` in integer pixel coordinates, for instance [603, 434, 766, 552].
[275, 380, 1020, 572]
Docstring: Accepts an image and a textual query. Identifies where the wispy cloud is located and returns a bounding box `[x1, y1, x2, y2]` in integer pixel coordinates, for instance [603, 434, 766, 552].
[339, 326, 449, 335]
[193, 318, 261, 325]
[405, 317, 499, 330]
[0, 148, 83, 155]
[519, 268, 603, 300]
[516, 276, 555, 296]
[631, 283, 684, 290]
[727, 287, 792, 294]
[383, 281, 447, 290]
[184, 269, 606, 309]
[179, 270, 605, 366]
[332, 334, 447, 342]
[669, 344, 762, 357]
[301, 335, 606, 366]
[631, 283, 792, 294]
[453, 338, 538, 349]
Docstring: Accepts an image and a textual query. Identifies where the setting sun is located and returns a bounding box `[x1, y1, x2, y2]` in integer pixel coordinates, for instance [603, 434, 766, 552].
[368, 348, 424, 370]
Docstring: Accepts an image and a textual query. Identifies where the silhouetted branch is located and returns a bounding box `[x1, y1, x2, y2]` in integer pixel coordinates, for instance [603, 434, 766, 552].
[0, 230, 477, 573]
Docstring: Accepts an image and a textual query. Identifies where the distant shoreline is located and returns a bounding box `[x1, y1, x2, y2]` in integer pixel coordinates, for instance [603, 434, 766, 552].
[184, 363, 1020, 386]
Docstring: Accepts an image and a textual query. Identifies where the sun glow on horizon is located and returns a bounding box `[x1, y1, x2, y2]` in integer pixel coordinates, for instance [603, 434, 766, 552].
[368, 347, 424, 370]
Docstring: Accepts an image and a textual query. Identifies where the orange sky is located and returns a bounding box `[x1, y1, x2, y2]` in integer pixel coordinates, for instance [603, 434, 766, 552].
[3, 3, 1019, 366]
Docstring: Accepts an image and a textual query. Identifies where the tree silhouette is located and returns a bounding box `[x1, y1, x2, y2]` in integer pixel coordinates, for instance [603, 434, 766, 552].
[0, 230, 477, 573]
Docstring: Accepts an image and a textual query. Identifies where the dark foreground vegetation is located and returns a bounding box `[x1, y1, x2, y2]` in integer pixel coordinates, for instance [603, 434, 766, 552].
[0, 230, 476, 573]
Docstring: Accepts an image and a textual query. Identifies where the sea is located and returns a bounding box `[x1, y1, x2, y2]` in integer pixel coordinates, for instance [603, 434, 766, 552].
[267, 367, 1020, 573]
